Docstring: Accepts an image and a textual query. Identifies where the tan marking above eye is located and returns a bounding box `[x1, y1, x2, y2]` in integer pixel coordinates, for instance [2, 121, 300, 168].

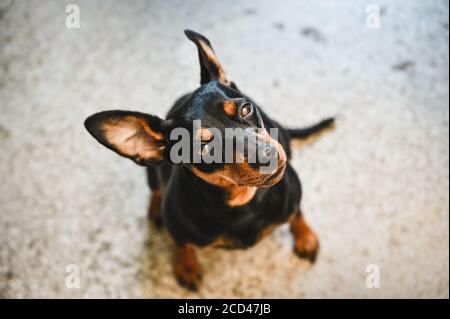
[223, 100, 237, 116]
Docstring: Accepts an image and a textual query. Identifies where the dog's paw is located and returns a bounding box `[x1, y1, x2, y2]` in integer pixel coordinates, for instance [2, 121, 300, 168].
[293, 230, 319, 263]
[290, 213, 320, 263]
[174, 261, 203, 291]
[174, 245, 203, 291]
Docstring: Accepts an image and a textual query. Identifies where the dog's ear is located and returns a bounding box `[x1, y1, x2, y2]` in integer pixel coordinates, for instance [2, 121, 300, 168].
[84, 110, 169, 166]
[185, 29, 229, 85]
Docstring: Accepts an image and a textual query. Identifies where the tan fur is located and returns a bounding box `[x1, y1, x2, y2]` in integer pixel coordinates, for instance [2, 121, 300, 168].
[198, 39, 229, 85]
[173, 244, 203, 290]
[195, 127, 214, 141]
[289, 213, 320, 262]
[223, 100, 237, 116]
[192, 167, 257, 206]
[101, 116, 164, 161]
[210, 235, 238, 249]
[211, 224, 278, 249]
[227, 186, 257, 206]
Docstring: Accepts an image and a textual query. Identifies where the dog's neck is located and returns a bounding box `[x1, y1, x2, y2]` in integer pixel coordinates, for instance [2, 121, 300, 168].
[190, 167, 257, 207]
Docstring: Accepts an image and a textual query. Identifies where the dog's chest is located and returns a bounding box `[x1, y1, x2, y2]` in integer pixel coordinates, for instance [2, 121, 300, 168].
[161, 164, 300, 247]
[204, 192, 293, 248]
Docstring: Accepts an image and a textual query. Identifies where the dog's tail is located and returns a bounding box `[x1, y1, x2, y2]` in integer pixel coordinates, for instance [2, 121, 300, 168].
[286, 117, 335, 141]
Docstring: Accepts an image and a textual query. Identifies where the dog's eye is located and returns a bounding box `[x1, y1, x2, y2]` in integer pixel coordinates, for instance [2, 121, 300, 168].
[240, 103, 253, 118]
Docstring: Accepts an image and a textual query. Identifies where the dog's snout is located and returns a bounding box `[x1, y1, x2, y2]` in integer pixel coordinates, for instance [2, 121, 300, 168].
[263, 144, 276, 157]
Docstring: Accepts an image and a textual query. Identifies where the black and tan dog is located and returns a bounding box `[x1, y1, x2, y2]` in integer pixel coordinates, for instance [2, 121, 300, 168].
[84, 30, 334, 290]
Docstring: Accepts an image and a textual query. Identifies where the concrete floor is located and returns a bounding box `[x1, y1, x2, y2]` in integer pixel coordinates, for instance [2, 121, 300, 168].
[0, 0, 448, 298]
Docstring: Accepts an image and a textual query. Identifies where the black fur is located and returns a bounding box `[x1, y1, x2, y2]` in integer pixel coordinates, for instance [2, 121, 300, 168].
[84, 30, 333, 254]
[286, 118, 335, 140]
[147, 80, 301, 247]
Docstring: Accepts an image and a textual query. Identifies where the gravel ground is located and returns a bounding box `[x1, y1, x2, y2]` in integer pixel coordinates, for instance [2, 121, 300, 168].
[0, 0, 448, 298]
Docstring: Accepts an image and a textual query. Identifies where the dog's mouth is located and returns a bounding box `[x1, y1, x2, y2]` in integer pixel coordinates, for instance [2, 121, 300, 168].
[261, 162, 286, 186]
[235, 162, 286, 187]
[192, 161, 287, 189]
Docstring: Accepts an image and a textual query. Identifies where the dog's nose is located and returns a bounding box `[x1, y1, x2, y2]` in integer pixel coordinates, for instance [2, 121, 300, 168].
[263, 144, 276, 157]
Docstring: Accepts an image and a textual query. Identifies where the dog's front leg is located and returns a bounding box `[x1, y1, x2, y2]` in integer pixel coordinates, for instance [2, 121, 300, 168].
[173, 243, 203, 290]
[289, 210, 320, 262]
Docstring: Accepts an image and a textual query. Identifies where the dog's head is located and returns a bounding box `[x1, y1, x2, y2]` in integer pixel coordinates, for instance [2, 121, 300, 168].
[84, 30, 286, 188]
